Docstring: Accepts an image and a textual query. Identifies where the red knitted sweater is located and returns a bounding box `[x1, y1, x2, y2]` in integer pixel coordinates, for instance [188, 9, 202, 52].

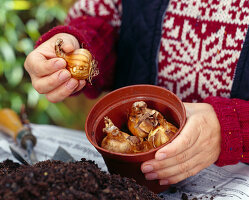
[35, 0, 249, 166]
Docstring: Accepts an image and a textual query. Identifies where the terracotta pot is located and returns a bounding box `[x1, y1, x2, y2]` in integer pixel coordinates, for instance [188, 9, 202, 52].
[85, 84, 186, 193]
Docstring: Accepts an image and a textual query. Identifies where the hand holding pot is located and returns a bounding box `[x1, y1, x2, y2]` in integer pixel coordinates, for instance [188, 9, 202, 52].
[24, 33, 86, 103]
[141, 102, 221, 185]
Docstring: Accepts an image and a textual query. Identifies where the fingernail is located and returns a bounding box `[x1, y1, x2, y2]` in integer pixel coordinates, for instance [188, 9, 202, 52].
[66, 79, 78, 90]
[156, 153, 167, 160]
[142, 165, 153, 173]
[160, 179, 168, 185]
[145, 173, 158, 180]
[59, 70, 71, 81]
[55, 59, 66, 68]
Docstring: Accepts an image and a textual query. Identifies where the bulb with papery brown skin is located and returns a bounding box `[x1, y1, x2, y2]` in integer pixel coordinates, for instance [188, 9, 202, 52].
[147, 113, 178, 148]
[139, 140, 154, 152]
[128, 101, 179, 148]
[101, 117, 154, 154]
[128, 101, 160, 138]
[101, 117, 145, 154]
[55, 38, 99, 84]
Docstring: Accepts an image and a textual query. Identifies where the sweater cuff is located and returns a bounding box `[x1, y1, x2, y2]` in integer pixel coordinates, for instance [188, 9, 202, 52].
[203, 96, 242, 166]
[35, 25, 89, 49]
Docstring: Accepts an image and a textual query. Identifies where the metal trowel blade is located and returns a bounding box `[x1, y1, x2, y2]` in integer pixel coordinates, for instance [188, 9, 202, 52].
[52, 146, 75, 163]
[9, 144, 30, 165]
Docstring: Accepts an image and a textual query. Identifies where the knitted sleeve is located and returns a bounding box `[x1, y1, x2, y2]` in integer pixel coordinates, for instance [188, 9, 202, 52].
[204, 96, 249, 166]
[35, 0, 122, 99]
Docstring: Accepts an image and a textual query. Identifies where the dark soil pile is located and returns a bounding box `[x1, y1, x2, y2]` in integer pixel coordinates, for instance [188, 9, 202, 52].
[0, 159, 161, 200]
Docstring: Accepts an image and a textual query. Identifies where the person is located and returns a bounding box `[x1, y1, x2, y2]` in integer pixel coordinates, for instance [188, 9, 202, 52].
[24, 0, 249, 186]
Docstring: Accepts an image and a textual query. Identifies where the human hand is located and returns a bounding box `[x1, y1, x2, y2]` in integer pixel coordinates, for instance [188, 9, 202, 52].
[24, 33, 86, 103]
[141, 102, 221, 185]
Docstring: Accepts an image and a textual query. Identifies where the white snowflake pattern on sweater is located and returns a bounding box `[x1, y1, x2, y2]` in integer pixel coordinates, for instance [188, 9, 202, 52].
[158, 0, 249, 101]
[66, 0, 249, 102]
[65, 0, 122, 28]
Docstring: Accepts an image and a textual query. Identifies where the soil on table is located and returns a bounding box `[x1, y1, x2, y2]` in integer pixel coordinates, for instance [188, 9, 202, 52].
[0, 159, 162, 200]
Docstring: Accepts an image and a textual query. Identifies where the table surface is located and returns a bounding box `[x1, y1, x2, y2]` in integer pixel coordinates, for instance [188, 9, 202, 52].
[0, 124, 249, 200]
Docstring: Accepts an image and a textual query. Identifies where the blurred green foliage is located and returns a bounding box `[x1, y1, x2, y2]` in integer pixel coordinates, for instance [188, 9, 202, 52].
[0, 0, 84, 129]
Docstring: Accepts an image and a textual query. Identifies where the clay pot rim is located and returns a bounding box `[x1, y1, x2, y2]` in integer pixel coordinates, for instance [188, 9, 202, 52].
[85, 84, 186, 157]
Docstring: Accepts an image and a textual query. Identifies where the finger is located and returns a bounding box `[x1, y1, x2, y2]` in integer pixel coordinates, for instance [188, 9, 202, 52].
[145, 153, 202, 182]
[159, 164, 204, 185]
[72, 80, 86, 94]
[155, 117, 200, 160]
[45, 78, 79, 103]
[25, 51, 67, 77]
[32, 69, 71, 94]
[58, 40, 76, 53]
[51, 34, 80, 54]
[141, 142, 200, 173]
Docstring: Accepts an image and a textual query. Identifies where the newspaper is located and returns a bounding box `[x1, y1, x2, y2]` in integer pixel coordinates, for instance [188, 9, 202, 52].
[0, 124, 107, 171]
[161, 163, 249, 200]
[0, 124, 249, 200]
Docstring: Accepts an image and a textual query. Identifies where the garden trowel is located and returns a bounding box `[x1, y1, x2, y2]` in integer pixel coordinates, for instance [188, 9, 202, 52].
[0, 108, 75, 165]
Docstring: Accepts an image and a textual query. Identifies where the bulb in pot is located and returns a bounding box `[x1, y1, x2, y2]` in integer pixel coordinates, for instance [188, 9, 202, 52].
[147, 112, 179, 148]
[55, 38, 99, 84]
[128, 101, 161, 138]
[101, 117, 152, 153]
[128, 101, 179, 148]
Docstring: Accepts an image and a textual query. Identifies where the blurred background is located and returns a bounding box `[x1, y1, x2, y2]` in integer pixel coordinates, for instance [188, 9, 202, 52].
[0, 0, 103, 130]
